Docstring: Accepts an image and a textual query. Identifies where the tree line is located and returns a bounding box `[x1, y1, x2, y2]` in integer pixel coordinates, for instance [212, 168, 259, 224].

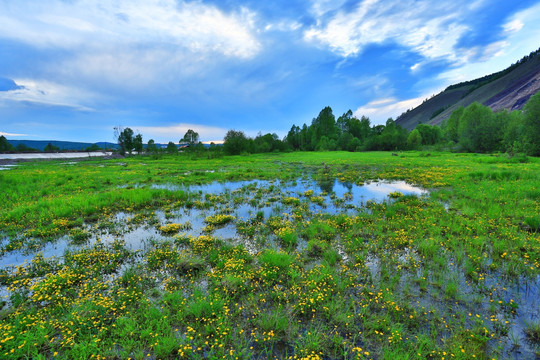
[438, 91, 540, 156]
[113, 90, 540, 157]
[222, 107, 419, 154]
[223, 91, 540, 156]
[4, 91, 537, 157]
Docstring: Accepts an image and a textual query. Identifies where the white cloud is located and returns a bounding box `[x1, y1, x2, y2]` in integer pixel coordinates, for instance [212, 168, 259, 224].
[504, 19, 524, 33]
[0, 0, 264, 98]
[310, 0, 348, 17]
[438, 2, 540, 85]
[0, 0, 261, 59]
[353, 94, 431, 125]
[0, 132, 29, 137]
[410, 63, 421, 72]
[0, 79, 97, 110]
[304, 0, 472, 61]
[264, 21, 302, 32]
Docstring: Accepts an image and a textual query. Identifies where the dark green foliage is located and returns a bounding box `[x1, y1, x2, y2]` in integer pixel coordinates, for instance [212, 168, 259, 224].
[181, 129, 199, 146]
[115, 127, 134, 155]
[407, 129, 422, 149]
[522, 91, 540, 156]
[44, 143, 60, 152]
[502, 111, 526, 153]
[222, 130, 282, 155]
[84, 144, 102, 152]
[438, 93, 540, 155]
[430, 106, 447, 119]
[15, 143, 38, 152]
[415, 124, 442, 145]
[286, 108, 409, 153]
[114, 127, 144, 155]
[166, 141, 177, 154]
[457, 102, 494, 152]
[146, 139, 157, 153]
[223, 130, 250, 155]
[133, 134, 143, 153]
[285, 125, 301, 150]
[311, 106, 336, 141]
[442, 106, 464, 143]
[0, 135, 14, 152]
[365, 119, 408, 151]
[253, 132, 283, 153]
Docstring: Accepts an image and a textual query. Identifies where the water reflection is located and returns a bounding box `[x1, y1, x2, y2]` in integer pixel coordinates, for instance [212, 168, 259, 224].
[1, 177, 427, 269]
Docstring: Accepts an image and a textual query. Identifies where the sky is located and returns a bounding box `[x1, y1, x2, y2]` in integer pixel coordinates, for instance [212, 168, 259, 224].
[1, 0, 540, 144]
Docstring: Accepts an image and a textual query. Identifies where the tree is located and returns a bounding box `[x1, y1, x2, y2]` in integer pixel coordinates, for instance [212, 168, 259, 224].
[407, 129, 422, 149]
[522, 91, 540, 156]
[349, 115, 371, 143]
[0, 136, 14, 152]
[147, 139, 158, 153]
[502, 111, 526, 153]
[443, 106, 464, 143]
[349, 137, 362, 152]
[457, 102, 497, 152]
[15, 143, 37, 152]
[115, 127, 134, 155]
[181, 129, 199, 146]
[375, 119, 408, 151]
[285, 125, 301, 150]
[311, 106, 337, 143]
[44, 143, 60, 152]
[133, 134, 143, 153]
[337, 132, 353, 151]
[85, 144, 102, 152]
[166, 141, 177, 154]
[224, 130, 250, 155]
[415, 124, 441, 145]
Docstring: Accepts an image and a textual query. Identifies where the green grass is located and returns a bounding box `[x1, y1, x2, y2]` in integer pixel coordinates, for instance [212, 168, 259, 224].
[0, 151, 538, 359]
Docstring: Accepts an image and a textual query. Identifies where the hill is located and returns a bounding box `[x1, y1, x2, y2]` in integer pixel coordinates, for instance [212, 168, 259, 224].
[396, 48, 540, 130]
[7, 140, 118, 151]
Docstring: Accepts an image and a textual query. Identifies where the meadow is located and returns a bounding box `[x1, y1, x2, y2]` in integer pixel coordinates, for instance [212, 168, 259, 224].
[0, 151, 539, 359]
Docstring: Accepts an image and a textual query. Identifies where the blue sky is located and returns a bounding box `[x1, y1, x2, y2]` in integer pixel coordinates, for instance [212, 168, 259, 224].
[1, 0, 540, 143]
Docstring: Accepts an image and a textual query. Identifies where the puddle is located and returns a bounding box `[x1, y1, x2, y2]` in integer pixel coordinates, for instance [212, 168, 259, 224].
[0, 164, 17, 171]
[0, 236, 71, 268]
[1, 177, 427, 270]
[0, 152, 113, 160]
[494, 275, 540, 359]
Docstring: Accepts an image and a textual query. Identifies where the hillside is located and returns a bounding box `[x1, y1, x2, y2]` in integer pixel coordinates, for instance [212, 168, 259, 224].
[396, 48, 540, 130]
[7, 140, 118, 151]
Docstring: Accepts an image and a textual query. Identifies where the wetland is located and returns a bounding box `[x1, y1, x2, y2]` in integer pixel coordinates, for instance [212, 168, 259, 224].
[0, 151, 538, 359]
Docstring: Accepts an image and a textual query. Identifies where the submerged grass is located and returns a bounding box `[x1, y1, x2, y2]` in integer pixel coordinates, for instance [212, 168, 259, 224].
[0, 151, 539, 359]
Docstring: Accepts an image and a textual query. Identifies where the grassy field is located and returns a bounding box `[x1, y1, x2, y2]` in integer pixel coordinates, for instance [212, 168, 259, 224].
[0, 151, 539, 359]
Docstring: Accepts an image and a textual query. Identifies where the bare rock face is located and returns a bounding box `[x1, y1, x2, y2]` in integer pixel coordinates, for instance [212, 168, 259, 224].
[485, 68, 540, 112]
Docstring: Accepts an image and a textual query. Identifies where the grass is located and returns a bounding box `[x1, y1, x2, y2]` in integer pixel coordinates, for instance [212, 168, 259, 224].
[0, 151, 538, 359]
[524, 320, 540, 345]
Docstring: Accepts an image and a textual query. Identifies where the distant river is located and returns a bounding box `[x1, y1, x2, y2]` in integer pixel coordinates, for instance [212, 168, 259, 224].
[0, 152, 113, 160]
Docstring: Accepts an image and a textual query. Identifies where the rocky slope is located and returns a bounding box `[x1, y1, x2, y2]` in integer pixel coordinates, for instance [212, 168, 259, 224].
[396, 48, 540, 130]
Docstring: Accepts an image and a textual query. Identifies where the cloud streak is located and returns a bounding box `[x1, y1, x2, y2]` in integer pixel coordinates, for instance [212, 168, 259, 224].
[0, 0, 261, 59]
[0, 132, 29, 137]
[303, 0, 476, 62]
[0, 0, 262, 97]
[0, 79, 96, 111]
[353, 94, 434, 123]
